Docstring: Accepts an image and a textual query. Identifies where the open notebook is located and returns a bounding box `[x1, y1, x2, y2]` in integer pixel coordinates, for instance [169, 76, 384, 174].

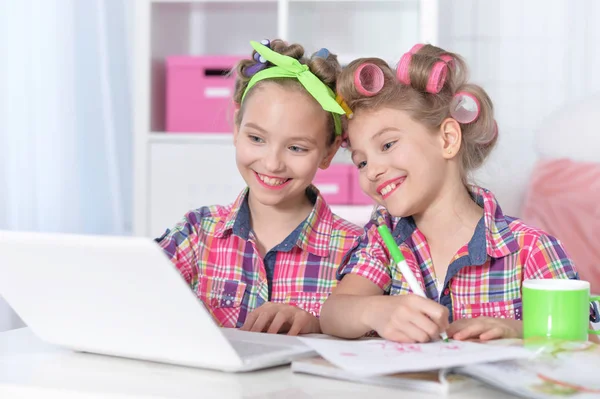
[296, 337, 532, 376]
[293, 337, 600, 398]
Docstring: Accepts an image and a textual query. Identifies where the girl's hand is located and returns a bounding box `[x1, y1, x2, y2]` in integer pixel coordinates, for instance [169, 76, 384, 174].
[364, 294, 449, 343]
[448, 317, 522, 341]
[240, 302, 321, 335]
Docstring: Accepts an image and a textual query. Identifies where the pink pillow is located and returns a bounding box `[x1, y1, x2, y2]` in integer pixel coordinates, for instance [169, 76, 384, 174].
[522, 159, 600, 293]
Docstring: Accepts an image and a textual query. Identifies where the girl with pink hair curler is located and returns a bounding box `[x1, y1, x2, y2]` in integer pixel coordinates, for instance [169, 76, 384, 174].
[319, 43, 598, 343]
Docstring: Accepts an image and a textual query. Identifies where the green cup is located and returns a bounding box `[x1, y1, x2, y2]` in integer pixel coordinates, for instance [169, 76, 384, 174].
[523, 279, 600, 341]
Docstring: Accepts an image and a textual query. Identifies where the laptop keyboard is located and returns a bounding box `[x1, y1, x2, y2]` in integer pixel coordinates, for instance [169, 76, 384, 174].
[230, 341, 291, 358]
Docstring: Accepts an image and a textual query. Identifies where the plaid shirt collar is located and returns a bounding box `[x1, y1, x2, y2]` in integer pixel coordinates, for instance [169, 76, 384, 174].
[392, 186, 520, 264]
[214, 186, 333, 257]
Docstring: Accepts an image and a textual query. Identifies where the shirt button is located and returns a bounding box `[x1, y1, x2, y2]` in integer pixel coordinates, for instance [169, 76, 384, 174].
[443, 288, 450, 295]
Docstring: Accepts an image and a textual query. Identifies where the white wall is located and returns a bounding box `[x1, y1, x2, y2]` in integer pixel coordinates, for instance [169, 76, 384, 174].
[438, 0, 600, 217]
[0, 0, 131, 332]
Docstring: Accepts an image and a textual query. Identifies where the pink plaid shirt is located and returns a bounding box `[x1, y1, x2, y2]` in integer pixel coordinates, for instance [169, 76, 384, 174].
[157, 187, 362, 328]
[339, 186, 599, 323]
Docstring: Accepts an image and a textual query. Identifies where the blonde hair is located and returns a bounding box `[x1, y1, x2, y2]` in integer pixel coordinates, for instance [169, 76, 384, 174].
[337, 44, 498, 182]
[232, 39, 342, 145]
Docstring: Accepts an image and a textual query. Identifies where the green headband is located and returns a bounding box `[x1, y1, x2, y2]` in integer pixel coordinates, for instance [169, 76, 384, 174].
[241, 41, 344, 136]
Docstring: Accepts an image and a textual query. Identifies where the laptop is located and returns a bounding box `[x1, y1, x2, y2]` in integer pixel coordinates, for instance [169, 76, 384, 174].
[0, 230, 315, 372]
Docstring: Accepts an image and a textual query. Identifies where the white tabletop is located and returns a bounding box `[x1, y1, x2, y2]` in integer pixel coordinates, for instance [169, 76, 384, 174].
[0, 328, 518, 399]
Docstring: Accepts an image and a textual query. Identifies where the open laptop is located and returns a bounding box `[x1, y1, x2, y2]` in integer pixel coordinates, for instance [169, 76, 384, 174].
[0, 230, 315, 372]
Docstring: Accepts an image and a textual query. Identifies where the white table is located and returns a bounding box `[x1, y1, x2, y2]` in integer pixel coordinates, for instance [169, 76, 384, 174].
[0, 328, 517, 399]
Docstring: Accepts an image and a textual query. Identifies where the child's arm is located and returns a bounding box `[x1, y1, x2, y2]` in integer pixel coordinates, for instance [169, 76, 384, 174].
[320, 274, 384, 338]
[319, 217, 391, 338]
[321, 274, 449, 341]
[321, 215, 449, 342]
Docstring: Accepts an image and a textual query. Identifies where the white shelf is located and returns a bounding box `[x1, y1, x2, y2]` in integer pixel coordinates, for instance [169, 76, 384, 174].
[150, 0, 414, 3]
[133, 0, 438, 236]
[287, 0, 422, 64]
[150, 0, 276, 3]
[149, 132, 233, 144]
[291, 0, 416, 2]
[330, 205, 374, 226]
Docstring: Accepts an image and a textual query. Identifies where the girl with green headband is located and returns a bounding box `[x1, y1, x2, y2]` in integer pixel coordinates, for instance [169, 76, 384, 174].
[156, 39, 362, 336]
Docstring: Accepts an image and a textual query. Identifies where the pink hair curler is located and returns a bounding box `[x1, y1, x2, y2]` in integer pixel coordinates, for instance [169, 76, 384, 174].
[396, 52, 413, 85]
[439, 54, 454, 68]
[396, 43, 424, 85]
[396, 43, 448, 93]
[426, 62, 448, 94]
[409, 43, 424, 53]
[449, 91, 480, 124]
[354, 63, 385, 96]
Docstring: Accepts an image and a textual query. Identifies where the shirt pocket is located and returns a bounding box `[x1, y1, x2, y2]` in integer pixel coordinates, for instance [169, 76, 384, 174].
[285, 292, 330, 317]
[196, 276, 247, 327]
[455, 298, 523, 321]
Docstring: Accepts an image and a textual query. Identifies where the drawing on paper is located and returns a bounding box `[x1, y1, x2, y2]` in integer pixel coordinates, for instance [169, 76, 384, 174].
[299, 337, 532, 377]
[367, 341, 471, 358]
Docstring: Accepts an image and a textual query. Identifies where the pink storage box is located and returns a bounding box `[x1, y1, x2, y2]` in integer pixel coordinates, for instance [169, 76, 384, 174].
[166, 56, 244, 133]
[313, 164, 352, 205]
[349, 167, 374, 205]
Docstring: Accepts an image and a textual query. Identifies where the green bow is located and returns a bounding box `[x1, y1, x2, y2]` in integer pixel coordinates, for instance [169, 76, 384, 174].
[241, 41, 344, 136]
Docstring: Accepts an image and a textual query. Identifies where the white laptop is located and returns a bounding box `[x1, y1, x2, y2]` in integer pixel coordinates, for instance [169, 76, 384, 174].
[0, 230, 315, 372]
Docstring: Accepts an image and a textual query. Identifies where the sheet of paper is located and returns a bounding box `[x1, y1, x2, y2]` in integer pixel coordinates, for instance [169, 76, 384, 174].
[298, 338, 532, 377]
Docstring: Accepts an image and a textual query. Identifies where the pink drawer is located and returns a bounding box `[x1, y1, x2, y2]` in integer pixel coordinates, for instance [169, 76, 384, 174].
[166, 56, 244, 133]
[313, 164, 352, 205]
[349, 167, 374, 205]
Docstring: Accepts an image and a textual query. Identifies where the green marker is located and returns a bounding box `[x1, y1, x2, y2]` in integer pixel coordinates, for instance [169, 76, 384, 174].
[376, 224, 449, 342]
